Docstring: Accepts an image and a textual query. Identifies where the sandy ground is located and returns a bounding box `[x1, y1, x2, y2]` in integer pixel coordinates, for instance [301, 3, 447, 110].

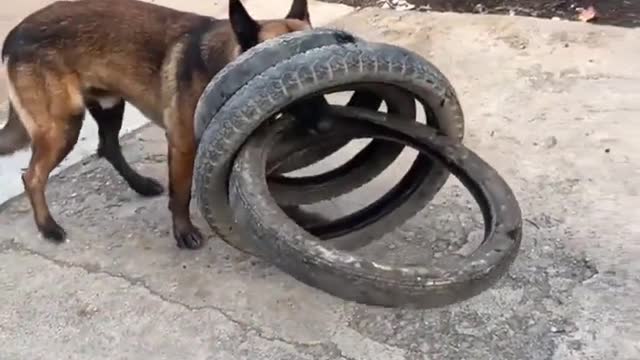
[1, 2, 639, 360]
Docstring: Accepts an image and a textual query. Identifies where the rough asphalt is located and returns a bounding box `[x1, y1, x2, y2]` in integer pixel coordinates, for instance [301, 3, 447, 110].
[1, 6, 639, 360]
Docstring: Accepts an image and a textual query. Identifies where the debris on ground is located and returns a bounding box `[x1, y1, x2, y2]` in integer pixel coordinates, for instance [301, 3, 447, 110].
[378, 0, 415, 11]
[473, 3, 488, 14]
[577, 5, 598, 22]
[543, 136, 558, 149]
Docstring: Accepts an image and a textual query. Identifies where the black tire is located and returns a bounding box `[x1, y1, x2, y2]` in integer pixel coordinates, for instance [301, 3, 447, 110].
[194, 31, 464, 254]
[238, 108, 447, 252]
[194, 28, 419, 212]
[192, 27, 432, 208]
[229, 108, 522, 308]
[193, 28, 364, 143]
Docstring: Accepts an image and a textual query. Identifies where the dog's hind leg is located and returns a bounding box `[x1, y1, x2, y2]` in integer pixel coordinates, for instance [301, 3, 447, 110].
[22, 115, 83, 241]
[87, 100, 164, 197]
[8, 63, 86, 242]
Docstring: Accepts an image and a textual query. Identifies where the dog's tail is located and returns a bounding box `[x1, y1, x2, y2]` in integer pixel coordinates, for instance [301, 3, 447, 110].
[0, 102, 29, 155]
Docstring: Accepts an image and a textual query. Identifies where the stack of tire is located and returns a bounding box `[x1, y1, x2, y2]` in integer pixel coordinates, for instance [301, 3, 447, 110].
[193, 28, 522, 308]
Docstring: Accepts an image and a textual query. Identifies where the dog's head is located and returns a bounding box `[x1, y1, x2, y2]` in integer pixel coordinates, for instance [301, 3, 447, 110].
[228, 0, 330, 136]
[229, 0, 311, 52]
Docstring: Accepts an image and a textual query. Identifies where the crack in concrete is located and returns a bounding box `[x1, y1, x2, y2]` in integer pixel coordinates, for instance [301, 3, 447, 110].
[339, 354, 358, 360]
[3, 236, 423, 360]
[337, 350, 360, 360]
[2, 239, 321, 352]
[580, 258, 599, 283]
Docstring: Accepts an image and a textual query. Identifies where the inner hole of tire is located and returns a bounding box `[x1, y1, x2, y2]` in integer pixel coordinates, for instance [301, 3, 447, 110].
[270, 132, 483, 268]
[274, 90, 376, 178]
[350, 173, 485, 267]
[278, 144, 484, 267]
[273, 90, 432, 180]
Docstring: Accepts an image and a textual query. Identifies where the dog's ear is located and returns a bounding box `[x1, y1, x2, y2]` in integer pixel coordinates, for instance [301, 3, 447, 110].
[286, 0, 310, 23]
[229, 0, 260, 51]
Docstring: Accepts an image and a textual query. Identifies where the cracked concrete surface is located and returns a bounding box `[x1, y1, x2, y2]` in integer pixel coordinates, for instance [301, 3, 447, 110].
[1, 6, 640, 360]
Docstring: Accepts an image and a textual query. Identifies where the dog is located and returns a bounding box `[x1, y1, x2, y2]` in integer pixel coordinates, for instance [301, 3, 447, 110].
[0, 0, 312, 249]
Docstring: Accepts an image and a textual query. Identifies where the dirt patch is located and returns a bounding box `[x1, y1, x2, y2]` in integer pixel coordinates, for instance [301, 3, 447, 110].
[320, 0, 640, 28]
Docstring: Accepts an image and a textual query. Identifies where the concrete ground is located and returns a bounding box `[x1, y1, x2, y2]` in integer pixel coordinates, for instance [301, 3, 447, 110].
[1, 2, 640, 360]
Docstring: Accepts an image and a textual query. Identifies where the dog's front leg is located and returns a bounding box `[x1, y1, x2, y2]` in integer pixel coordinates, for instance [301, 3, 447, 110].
[167, 136, 203, 249]
[163, 94, 204, 250]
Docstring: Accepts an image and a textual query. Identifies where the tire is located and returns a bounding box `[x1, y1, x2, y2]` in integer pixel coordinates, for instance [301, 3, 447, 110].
[194, 32, 464, 254]
[193, 28, 431, 207]
[229, 108, 522, 308]
[238, 105, 450, 251]
[193, 28, 364, 143]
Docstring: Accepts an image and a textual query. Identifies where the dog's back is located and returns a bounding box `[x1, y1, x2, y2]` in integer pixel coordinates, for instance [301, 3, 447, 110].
[3, 0, 211, 63]
[2, 0, 232, 119]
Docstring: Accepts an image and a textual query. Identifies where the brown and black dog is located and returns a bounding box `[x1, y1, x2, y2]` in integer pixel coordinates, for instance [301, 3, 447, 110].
[0, 0, 311, 249]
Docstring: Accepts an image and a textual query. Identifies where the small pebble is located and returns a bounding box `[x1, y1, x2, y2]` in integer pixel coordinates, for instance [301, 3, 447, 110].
[543, 136, 558, 149]
[473, 4, 488, 13]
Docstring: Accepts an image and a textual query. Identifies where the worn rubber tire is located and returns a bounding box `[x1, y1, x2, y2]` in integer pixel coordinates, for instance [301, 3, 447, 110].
[237, 110, 446, 251]
[229, 108, 522, 308]
[194, 28, 364, 143]
[193, 28, 438, 207]
[194, 31, 464, 254]
[193, 28, 419, 208]
[194, 27, 378, 179]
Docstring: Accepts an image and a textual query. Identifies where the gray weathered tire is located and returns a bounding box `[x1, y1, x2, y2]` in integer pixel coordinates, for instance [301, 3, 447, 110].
[193, 28, 437, 207]
[194, 30, 464, 254]
[194, 28, 364, 142]
[229, 108, 522, 308]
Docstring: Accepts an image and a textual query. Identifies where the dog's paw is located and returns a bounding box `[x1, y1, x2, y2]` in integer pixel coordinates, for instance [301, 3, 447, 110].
[133, 177, 164, 197]
[174, 225, 205, 250]
[39, 220, 67, 243]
